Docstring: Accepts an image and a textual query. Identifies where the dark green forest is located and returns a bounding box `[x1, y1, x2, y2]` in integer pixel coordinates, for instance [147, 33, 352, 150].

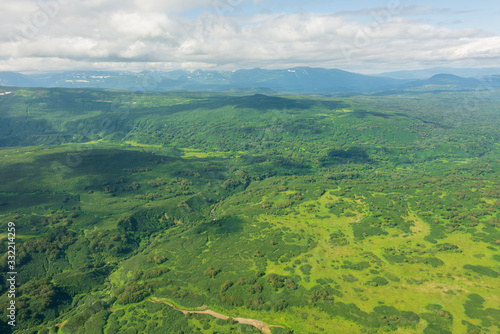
[0, 86, 498, 333]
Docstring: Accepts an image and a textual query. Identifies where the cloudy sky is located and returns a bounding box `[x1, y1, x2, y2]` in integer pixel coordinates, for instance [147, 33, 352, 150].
[1, 0, 499, 73]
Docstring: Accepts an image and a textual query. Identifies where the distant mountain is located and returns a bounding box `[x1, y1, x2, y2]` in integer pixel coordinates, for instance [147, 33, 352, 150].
[0, 71, 35, 86]
[481, 75, 500, 88]
[1, 67, 497, 94]
[0, 68, 407, 93]
[404, 74, 482, 89]
[228, 67, 404, 93]
[30, 71, 153, 90]
[377, 67, 500, 80]
[153, 67, 406, 93]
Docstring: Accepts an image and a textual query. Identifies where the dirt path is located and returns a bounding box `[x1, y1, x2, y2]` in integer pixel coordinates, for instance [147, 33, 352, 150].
[210, 200, 226, 221]
[151, 297, 284, 334]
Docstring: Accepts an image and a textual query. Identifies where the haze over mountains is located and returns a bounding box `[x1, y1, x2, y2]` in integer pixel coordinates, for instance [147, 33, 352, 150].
[1, 67, 499, 94]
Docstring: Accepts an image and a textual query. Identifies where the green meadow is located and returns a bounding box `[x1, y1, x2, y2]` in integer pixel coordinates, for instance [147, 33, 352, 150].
[0, 87, 498, 333]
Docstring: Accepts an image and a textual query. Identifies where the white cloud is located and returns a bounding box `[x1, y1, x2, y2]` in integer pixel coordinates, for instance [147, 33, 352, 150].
[108, 12, 173, 39]
[0, 1, 499, 73]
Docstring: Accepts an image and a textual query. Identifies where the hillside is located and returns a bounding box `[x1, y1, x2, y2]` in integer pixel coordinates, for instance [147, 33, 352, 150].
[0, 87, 499, 333]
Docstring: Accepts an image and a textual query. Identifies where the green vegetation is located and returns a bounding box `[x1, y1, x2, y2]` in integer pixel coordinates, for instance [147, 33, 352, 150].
[0, 87, 499, 333]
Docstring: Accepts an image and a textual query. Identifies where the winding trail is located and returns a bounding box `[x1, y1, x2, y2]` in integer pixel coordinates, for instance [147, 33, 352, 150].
[151, 297, 284, 334]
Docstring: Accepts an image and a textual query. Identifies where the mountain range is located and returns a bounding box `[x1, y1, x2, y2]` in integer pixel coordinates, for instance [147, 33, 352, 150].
[1, 67, 499, 94]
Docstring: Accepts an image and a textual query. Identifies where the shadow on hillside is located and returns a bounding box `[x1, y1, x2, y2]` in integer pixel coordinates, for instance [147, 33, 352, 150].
[228, 94, 314, 111]
[0, 149, 226, 207]
[320, 147, 375, 166]
[348, 110, 393, 119]
[208, 94, 346, 111]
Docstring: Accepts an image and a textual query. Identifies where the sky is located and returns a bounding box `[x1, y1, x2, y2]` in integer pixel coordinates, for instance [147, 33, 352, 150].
[1, 0, 499, 74]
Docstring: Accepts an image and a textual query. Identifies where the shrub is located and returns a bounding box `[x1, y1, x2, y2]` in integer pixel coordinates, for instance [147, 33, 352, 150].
[204, 267, 221, 278]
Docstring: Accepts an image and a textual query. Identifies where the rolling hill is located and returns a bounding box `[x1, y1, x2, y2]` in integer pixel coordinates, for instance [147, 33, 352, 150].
[0, 86, 498, 333]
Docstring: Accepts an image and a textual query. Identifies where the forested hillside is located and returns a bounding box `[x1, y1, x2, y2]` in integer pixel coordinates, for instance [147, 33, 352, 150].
[0, 86, 498, 333]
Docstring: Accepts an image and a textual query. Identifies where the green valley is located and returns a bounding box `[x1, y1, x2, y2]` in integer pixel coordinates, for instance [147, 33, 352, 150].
[0, 86, 498, 333]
